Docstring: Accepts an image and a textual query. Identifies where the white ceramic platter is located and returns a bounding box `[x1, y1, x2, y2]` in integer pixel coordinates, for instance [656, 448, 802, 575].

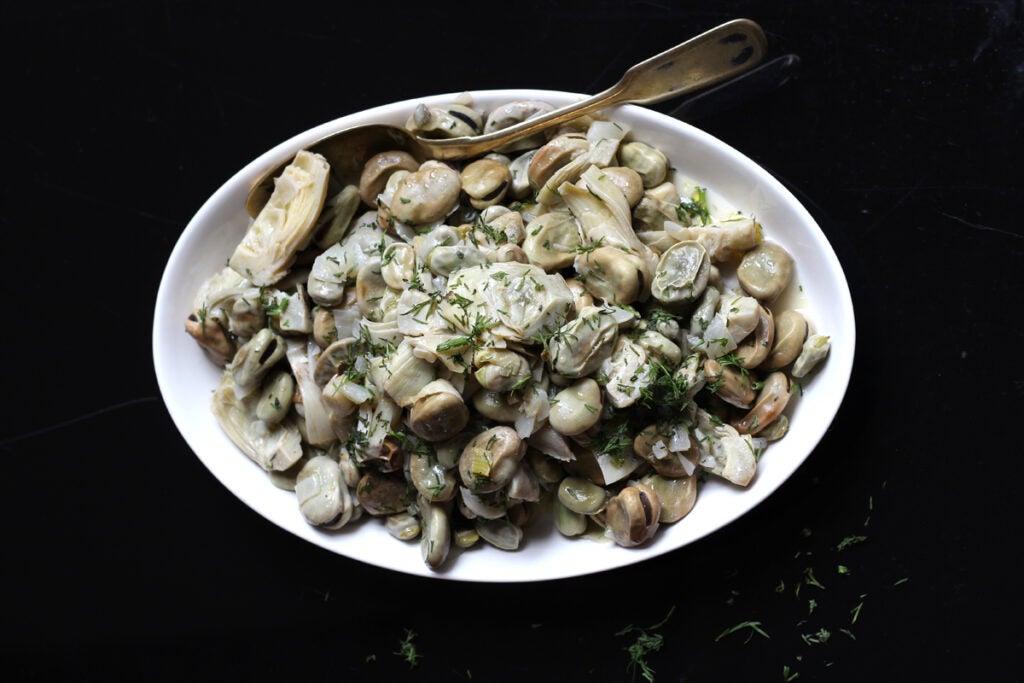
[153, 89, 855, 582]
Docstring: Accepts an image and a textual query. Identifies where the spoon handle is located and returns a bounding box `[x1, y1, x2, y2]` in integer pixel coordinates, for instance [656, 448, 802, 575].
[422, 18, 767, 160]
[668, 53, 802, 123]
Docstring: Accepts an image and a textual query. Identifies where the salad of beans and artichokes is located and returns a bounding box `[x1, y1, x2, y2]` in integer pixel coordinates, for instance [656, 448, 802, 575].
[185, 94, 831, 569]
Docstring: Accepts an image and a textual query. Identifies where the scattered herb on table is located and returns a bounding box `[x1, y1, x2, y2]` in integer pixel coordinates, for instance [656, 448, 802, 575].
[394, 628, 421, 669]
[715, 620, 770, 643]
[836, 534, 868, 551]
[616, 606, 675, 682]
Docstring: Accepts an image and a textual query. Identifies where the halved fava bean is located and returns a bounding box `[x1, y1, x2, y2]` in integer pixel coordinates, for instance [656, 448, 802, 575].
[734, 304, 775, 369]
[651, 240, 710, 305]
[509, 501, 538, 528]
[385, 512, 420, 541]
[493, 243, 529, 264]
[458, 426, 526, 494]
[356, 470, 414, 516]
[703, 358, 756, 408]
[475, 518, 523, 550]
[381, 242, 416, 289]
[389, 161, 462, 225]
[619, 141, 668, 188]
[483, 99, 555, 153]
[763, 309, 807, 370]
[575, 246, 648, 305]
[527, 449, 566, 488]
[460, 158, 511, 210]
[556, 476, 608, 515]
[688, 285, 720, 336]
[312, 307, 339, 349]
[639, 472, 697, 523]
[408, 451, 457, 503]
[548, 378, 602, 436]
[507, 149, 537, 199]
[453, 527, 480, 548]
[407, 102, 482, 138]
[295, 455, 354, 529]
[605, 483, 662, 547]
[565, 278, 595, 315]
[521, 212, 581, 272]
[313, 184, 361, 249]
[553, 496, 588, 537]
[733, 371, 792, 435]
[759, 414, 789, 441]
[471, 390, 520, 423]
[420, 502, 451, 568]
[230, 328, 286, 392]
[737, 241, 794, 302]
[459, 487, 508, 520]
[410, 386, 470, 442]
[358, 150, 419, 207]
[528, 133, 589, 191]
[256, 370, 295, 424]
[600, 166, 645, 207]
[185, 313, 234, 364]
[635, 329, 683, 366]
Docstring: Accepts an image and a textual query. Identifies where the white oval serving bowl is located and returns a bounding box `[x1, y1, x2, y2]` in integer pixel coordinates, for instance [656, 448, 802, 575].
[153, 89, 855, 583]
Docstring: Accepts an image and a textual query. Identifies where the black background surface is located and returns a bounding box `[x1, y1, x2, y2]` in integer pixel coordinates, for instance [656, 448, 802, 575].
[3, 1, 1022, 681]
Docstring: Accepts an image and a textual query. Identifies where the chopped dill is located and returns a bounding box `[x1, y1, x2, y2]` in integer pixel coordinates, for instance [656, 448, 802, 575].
[394, 628, 421, 669]
[616, 606, 675, 682]
[715, 620, 770, 643]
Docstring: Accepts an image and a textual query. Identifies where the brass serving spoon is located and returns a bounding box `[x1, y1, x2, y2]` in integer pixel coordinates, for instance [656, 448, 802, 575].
[245, 18, 767, 218]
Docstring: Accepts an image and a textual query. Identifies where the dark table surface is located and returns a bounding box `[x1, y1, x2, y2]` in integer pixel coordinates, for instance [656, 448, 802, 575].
[4, 1, 1022, 681]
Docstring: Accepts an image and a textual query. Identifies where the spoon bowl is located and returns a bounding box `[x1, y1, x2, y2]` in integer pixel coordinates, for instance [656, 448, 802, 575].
[245, 18, 766, 217]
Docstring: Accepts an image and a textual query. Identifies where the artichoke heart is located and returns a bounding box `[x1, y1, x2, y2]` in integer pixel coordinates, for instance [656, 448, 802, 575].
[284, 338, 336, 447]
[693, 409, 757, 486]
[440, 262, 573, 343]
[560, 166, 659, 274]
[192, 266, 255, 317]
[596, 336, 651, 409]
[546, 305, 619, 379]
[229, 150, 330, 286]
[370, 340, 437, 407]
[211, 372, 303, 472]
[665, 215, 763, 263]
